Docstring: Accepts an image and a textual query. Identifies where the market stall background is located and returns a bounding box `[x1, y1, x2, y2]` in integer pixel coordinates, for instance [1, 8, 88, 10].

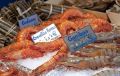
[0, 0, 16, 8]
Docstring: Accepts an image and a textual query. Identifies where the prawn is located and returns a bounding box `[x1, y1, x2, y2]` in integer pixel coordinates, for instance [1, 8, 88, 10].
[58, 56, 112, 70]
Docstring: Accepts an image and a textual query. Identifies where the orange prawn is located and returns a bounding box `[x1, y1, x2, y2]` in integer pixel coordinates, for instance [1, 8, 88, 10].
[16, 26, 42, 42]
[2, 48, 43, 61]
[49, 13, 63, 20]
[60, 8, 84, 20]
[58, 20, 78, 36]
[0, 68, 15, 76]
[0, 40, 33, 56]
[91, 18, 113, 32]
[30, 38, 64, 52]
[61, 8, 97, 20]
[74, 18, 112, 32]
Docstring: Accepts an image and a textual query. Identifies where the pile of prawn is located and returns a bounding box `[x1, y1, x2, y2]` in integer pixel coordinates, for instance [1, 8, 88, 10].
[0, 8, 116, 75]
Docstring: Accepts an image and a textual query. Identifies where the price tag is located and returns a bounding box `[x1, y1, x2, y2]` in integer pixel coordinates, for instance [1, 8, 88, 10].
[31, 24, 61, 43]
[64, 25, 97, 52]
[18, 14, 40, 28]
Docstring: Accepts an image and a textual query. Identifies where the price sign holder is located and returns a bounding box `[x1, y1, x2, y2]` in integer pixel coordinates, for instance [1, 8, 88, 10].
[64, 25, 97, 52]
[18, 14, 40, 28]
[31, 24, 61, 43]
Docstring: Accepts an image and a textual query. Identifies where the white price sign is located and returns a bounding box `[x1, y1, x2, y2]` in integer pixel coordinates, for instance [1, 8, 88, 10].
[31, 24, 61, 43]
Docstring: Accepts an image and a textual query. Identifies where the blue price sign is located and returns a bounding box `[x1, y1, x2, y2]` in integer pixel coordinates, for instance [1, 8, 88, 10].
[18, 14, 40, 28]
[64, 25, 97, 52]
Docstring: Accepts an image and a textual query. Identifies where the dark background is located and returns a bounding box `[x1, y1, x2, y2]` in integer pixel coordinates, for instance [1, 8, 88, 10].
[0, 0, 16, 8]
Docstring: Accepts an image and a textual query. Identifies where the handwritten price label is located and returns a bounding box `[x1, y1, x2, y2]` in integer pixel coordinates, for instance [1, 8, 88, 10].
[18, 14, 40, 28]
[31, 24, 61, 43]
[64, 25, 97, 52]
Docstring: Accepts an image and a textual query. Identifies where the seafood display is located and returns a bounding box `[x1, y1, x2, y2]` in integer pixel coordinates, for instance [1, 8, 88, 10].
[0, 8, 113, 60]
[0, 1, 120, 75]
